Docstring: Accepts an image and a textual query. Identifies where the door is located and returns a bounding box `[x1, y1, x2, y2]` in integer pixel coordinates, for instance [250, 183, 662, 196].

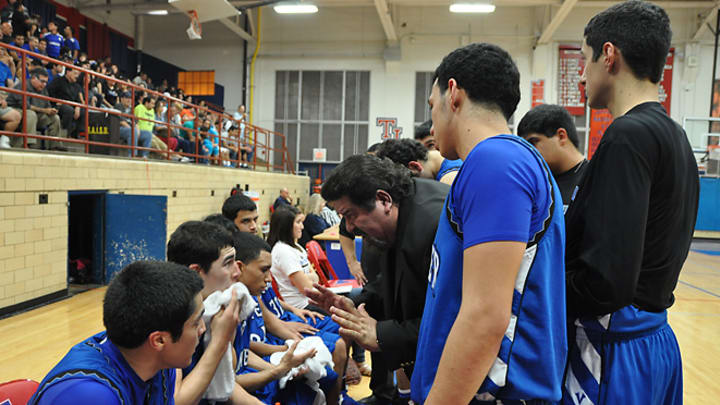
[103, 194, 167, 283]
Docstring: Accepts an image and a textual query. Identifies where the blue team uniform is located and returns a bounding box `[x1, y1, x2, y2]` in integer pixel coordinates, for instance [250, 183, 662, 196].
[238, 296, 334, 405]
[29, 332, 176, 405]
[412, 135, 567, 404]
[261, 285, 341, 352]
[43, 33, 64, 58]
[435, 158, 463, 182]
[0, 60, 12, 86]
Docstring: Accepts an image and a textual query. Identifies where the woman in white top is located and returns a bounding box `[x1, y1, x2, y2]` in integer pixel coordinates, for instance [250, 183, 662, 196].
[267, 205, 322, 310]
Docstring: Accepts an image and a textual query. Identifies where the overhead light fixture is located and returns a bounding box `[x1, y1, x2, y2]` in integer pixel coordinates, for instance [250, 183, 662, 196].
[449, 3, 496, 13]
[273, 3, 318, 14]
[147, 9, 169, 15]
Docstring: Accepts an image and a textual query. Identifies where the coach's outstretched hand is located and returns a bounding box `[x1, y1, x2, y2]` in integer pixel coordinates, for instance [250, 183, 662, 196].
[304, 283, 355, 314]
[330, 303, 380, 352]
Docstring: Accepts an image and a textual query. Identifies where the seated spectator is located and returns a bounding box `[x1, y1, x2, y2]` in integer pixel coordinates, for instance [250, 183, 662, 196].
[0, 90, 21, 148]
[7, 67, 63, 150]
[10, 32, 23, 48]
[46, 62, 63, 84]
[267, 205, 324, 312]
[42, 21, 64, 59]
[23, 35, 37, 54]
[63, 26, 79, 61]
[114, 91, 150, 157]
[167, 101, 193, 157]
[273, 188, 293, 211]
[299, 193, 330, 247]
[320, 203, 341, 227]
[0, 47, 14, 86]
[46, 67, 84, 139]
[133, 96, 156, 152]
[37, 37, 47, 57]
[132, 71, 148, 87]
[0, 20, 12, 44]
[27, 260, 206, 405]
[199, 117, 219, 164]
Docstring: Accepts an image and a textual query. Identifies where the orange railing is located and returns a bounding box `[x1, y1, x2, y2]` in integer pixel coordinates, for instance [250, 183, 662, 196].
[0, 42, 295, 174]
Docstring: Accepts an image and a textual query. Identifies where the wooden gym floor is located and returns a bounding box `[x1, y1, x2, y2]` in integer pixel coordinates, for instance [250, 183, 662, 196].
[1, 250, 719, 403]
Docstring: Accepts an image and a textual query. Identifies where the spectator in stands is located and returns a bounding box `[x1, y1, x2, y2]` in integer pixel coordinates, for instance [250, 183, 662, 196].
[10, 32, 23, 48]
[43, 21, 64, 59]
[222, 124, 242, 167]
[115, 91, 150, 158]
[0, 0, 16, 22]
[165, 101, 192, 155]
[132, 71, 148, 87]
[7, 67, 63, 150]
[273, 187, 292, 210]
[300, 193, 331, 247]
[320, 202, 341, 227]
[199, 117, 219, 164]
[0, 46, 14, 86]
[0, 20, 13, 44]
[133, 96, 156, 156]
[8, 0, 29, 41]
[47, 62, 63, 84]
[37, 36, 47, 56]
[104, 79, 118, 106]
[47, 67, 83, 139]
[63, 26, 79, 61]
[24, 35, 37, 53]
[0, 90, 21, 148]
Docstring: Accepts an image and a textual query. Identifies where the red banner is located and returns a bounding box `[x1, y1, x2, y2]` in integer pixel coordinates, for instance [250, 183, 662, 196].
[588, 109, 613, 159]
[659, 49, 674, 114]
[558, 46, 586, 116]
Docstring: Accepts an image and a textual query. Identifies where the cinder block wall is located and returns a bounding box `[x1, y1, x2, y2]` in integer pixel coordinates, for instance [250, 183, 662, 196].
[0, 151, 309, 310]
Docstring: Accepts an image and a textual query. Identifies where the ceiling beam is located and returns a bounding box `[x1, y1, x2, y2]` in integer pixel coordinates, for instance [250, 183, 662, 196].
[537, 0, 578, 44]
[247, 9, 256, 37]
[374, 0, 398, 42]
[218, 17, 256, 43]
[693, 5, 719, 41]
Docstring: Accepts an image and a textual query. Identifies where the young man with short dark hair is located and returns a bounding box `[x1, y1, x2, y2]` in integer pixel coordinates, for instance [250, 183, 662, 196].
[29, 261, 205, 405]
[222, 193, 260, 234]
[375, 135, 461, 185]
[410, 43, 567, 404]
[517, 104, 587, 209]
[413, 119, 437, 151]
[564, 2, 698, 403]
[167, 220, 260, 405]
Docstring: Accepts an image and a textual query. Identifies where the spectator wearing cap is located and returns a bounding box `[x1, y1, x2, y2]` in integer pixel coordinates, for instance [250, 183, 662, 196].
[42, 21, 64, 59]
[63, 26, 79, 61]
[114, 91, 150, 157]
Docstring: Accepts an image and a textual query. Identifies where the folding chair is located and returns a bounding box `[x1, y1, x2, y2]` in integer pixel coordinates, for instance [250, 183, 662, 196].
[0, 379, 40, 405]
[305, 240, 360, 292]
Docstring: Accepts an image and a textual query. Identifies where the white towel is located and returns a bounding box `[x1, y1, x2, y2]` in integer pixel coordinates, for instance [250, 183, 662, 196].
[269, 336, 335, 404]
[201, 282, 256, 402]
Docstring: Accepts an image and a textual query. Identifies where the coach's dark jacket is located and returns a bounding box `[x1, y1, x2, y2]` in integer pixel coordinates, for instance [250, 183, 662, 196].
[354, 178, 449, 376]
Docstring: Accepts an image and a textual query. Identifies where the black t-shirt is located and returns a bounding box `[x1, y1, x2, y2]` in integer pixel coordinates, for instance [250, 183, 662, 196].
[555, 159, 588, 211]
[47, 76, 81, 103]
[565, 102, 699, 317]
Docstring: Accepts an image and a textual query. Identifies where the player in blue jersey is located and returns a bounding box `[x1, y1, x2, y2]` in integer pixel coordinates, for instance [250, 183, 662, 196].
[29, 261, 205, 405]
[167, 220, 261, 405]
[376, 129, 462, 186]
[411, 43, 567, 404]
[231, 231, 325, 405]
[563, 2, 698, 404]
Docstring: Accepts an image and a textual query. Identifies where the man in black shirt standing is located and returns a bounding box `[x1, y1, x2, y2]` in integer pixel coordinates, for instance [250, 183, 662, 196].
[517, 103, 587, 212]
[564, 2, 698, 404]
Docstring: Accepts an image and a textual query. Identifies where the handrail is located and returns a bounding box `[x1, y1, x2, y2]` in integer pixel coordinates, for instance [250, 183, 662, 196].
[0, 42, 295, 174]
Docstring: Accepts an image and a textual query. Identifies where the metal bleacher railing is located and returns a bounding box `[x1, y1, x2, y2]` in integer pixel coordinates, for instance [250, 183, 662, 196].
[0, 42, 294, 174]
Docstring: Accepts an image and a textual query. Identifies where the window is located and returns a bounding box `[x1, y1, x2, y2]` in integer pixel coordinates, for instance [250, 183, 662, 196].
[178, 71, 215, 96]
[414, 72, 434, 126]
[274, 70, 370, 168]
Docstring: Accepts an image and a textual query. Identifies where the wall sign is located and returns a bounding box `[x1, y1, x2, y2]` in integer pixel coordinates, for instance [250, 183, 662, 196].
[376, 117, 403, 139]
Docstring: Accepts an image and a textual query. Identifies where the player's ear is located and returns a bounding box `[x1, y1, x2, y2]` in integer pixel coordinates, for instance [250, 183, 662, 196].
[408, 161, 423, 175]
[555, 128, 568, 145]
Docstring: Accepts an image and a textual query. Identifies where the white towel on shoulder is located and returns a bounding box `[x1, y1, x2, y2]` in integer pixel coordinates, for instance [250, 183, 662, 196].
[201, 282, 256, 401]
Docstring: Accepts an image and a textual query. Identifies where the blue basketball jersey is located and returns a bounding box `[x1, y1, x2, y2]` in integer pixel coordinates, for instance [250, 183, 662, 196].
[412, 135, 567, 403]
[29, 332, 176, 405]
[436, 158, 463, 182]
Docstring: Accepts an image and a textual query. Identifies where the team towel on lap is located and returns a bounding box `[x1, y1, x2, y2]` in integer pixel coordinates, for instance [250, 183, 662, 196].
[202, 282, 256, 401]
[270, 336, 334, 404]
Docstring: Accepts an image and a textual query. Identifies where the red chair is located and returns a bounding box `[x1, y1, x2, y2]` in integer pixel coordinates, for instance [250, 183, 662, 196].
[0, 379, 40, 405]
[270, 275, 283, 300]
[305, 240, 360, 291]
